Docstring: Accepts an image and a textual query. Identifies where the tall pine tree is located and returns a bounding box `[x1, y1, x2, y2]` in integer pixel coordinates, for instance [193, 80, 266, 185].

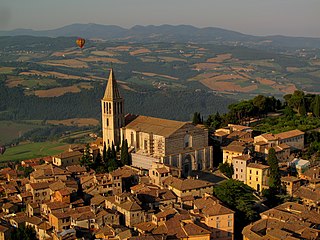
[267, 148, 281, 193]
[80, 144, 93, 170]
[120, 139, 131, 166]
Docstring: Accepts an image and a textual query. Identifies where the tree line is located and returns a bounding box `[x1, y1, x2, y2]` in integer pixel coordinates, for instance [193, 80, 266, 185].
[205, 90, 320, 131]
[80, 139, 131, 173]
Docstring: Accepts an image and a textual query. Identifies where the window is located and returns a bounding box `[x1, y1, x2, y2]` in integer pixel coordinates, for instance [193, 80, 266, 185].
[249, 170, 252, 174]
[216, 222, 220, 228]
[184, 134, 192, 148]
[144, 140, 148, 150]
[256, 171, 259, 175]
[256, 178, 258, 181]
[240, 169, 243, 172]
[107, 118, 109, 126]
[228, 220, 232, 227]
[236, 168, 238, 172]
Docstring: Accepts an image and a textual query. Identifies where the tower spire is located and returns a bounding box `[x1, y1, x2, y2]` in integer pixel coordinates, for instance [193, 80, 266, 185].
[103, 68, 121, 100]
[101, 68, 124, 147]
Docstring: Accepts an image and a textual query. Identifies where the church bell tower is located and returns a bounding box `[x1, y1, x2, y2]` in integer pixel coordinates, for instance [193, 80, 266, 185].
[101, 69, 125, 147]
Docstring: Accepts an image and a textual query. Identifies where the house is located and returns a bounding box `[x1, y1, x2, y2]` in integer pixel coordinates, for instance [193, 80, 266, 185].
[232, 155, 251, 184]
[105, 192, 145, 227]
[70, 210, 96, 230]
[135, 187, 176, 209]
[163, 176, 214, 200]
[254, 129, 304, 151]
[300, 166, 320, 181]
[222, 141, 250, 165]
[281, 176, 301, 196]
[49, 206, 92, 232]
[26, 182, 51, 202]
[52, 151, 82, 167]
[193, 195, 235, 240]
[213, 124, 252, 144]
[40, 201, 70, 218]
[29, 164, 71, 183]
[291, 158, 310, 177]
[149, 163, 173, 187]
[95, 208, 120, 226]
[293, 186, 320, 210]
[26, 202, 40, 217]
[246, 163, 269, 192]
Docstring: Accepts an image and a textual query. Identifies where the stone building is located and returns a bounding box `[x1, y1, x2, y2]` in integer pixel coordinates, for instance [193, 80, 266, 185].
[101, 69, 213, 175]
[246, 163, 269, 192]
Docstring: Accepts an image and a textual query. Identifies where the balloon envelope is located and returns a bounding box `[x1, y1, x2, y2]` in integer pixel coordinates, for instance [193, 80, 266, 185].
[76, 38, 85, 48]
[0, 146, 5, 155]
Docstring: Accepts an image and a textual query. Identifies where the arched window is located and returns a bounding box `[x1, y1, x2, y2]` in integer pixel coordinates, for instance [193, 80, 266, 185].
[184, 134, 192, 148]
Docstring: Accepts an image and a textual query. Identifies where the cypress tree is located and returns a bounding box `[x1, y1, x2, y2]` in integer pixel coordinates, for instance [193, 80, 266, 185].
[267, 148, 281, 193]
[80, 144, 92, 170]
[120, 139, 130, 166]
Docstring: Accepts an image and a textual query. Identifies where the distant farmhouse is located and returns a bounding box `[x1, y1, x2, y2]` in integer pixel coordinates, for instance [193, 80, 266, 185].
[101, 69, 213, 176]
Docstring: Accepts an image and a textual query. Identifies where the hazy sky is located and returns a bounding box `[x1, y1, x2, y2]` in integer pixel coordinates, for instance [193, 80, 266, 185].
[1, 0, 320, 37]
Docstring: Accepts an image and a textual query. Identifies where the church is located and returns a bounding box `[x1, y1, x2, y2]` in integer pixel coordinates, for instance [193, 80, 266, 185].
[101, 69, 213, 176]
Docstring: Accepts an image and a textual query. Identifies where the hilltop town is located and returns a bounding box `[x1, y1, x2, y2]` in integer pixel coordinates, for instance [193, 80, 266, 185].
[0, 68, 320, 240]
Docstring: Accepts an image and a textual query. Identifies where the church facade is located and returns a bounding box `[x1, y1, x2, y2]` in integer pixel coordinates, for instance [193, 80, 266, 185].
[101, 69, 213, 176]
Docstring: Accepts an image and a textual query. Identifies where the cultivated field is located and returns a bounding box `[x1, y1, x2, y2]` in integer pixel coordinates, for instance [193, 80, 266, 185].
[0, 142, 68, 162]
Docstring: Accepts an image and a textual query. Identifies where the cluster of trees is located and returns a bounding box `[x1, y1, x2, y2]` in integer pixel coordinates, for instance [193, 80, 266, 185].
[218, 162, 234, 178]
[80, 139, 131, 173]
[192, 112, 203, 125]
[205, 95, 282, 130]
[11, 225, 37, 240]
[284, 90, 320, 117]
[214, 179, 259, 239]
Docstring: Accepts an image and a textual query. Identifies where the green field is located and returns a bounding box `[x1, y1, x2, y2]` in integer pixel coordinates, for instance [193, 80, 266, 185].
[0, 142, 68, 162]
[0, 121, 43, 145]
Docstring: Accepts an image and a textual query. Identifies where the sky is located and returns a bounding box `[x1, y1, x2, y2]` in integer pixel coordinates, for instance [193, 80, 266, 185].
[1, 0, 320, 37]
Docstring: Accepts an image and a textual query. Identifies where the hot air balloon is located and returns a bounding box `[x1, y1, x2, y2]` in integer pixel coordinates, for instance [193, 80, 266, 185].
[0, 146, 5, 155]
[76, 38, 85, 49]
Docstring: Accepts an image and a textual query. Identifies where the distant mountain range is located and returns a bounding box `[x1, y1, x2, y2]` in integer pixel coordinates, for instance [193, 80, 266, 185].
[1, 23, 320, 49]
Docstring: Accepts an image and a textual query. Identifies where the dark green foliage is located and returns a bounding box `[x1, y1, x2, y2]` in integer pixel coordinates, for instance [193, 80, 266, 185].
[93, 151, 103, 173]
[192, 112, 202, 125]
[80, 144, 93, 169]
[206, 112, 222, 130]
[214, 179, 258, 225]
[206, 95, 282, 128]
[120, 139, 131, 166]
[218, 162, 234, 178]
[267, 148, 281, 193]
[11, 225, 38, 240]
